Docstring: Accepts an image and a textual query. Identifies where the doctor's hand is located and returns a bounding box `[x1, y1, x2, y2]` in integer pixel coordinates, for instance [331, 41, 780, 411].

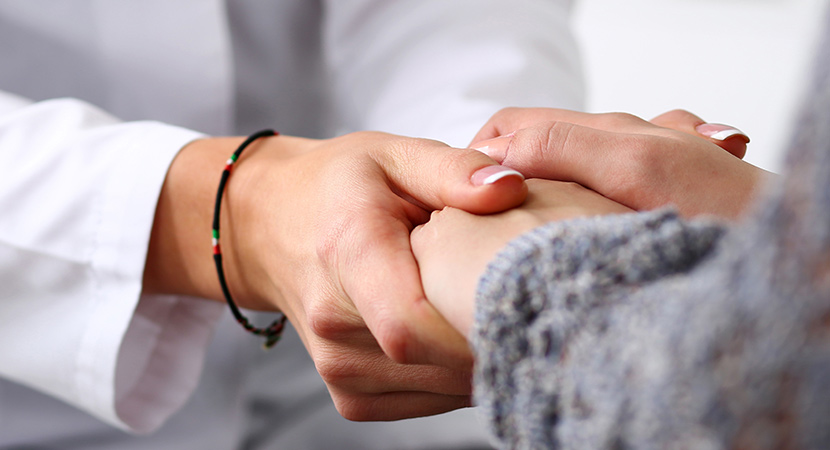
[471, 107, 768, 220]
[411, 179, 632, 337]
[143, 131, 527, 420]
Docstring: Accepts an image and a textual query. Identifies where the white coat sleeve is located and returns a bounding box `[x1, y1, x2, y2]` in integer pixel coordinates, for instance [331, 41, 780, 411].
[322, 0, 584, 147]
[0, 92, 226, 434]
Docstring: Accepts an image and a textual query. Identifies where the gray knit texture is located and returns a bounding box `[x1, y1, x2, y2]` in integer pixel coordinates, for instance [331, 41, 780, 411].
[471, 12, 830, 450]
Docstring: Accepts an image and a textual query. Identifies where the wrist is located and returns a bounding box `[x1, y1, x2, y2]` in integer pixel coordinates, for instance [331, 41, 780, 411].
[144, 136, 258, 305]
[218, 137, 283, 311]
[143, 133, 320, 312]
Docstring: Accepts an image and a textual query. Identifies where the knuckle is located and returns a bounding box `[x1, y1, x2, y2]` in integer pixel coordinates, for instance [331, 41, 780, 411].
[599, 111, 647, 128]
[315, 353, 356, 385]
[437, 149, 470, 177]
[307, 303, 340, 340]
[372, 135, 429, 173]
[484, 107, 523, 131]
[500, 121, 568, 173]
[663, 108, 695, 119]
[332, 395, 376, 422]
[314, 231, 339, 273]
[628, 135, 670, 171]
[374, 317, 414, 364]
[607, 135, 669, 200]
[306, 293, 360, 340]
[651, 109, 704, 128]
[530, 120, 575, 167]
[671, 108, 701, 122]
[314, 212, 359, 273]
[411, 208, 451, 253]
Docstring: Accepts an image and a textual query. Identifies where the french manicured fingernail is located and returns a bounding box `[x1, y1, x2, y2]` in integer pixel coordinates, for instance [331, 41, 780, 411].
[471, 165, 524, 186]
[472, 134, 512, 161]
[696, 123, 750, 142]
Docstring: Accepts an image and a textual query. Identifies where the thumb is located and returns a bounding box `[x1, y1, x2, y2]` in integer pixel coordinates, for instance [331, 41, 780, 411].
[371, 137, 527, 215]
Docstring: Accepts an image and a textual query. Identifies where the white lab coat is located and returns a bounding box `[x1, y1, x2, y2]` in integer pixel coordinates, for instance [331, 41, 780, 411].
[0, 1, 582, 448]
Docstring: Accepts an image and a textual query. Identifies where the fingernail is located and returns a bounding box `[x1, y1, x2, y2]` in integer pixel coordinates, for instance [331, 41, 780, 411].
[696, 123, 750, 142]
[471, 135, 512, 162]
[471, 165, 524, 186]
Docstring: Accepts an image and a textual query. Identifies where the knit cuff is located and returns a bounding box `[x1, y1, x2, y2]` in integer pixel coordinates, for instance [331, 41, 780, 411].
[471, 209, 724, 448]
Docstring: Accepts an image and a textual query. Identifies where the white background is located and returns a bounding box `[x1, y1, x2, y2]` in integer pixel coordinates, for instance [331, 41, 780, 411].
[573, 0, 827, 172]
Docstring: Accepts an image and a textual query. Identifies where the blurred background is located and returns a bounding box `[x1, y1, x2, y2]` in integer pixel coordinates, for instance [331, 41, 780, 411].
[572, 0, 827, 172]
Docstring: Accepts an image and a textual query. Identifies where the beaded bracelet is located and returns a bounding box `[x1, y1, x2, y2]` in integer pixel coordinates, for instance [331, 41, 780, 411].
[212, 129, 287, 349]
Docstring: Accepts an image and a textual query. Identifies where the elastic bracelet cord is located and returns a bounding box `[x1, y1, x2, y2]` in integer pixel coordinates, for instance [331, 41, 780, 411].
[212, 129, 287, 349]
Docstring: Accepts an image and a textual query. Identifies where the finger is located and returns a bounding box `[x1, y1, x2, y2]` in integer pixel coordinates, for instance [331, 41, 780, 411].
[471, 107, 558, 144]
[695, 123, 750, 159]
[314, 343, 472, 395]
[470, 107, 654, 150]
[332, 390, 472, 421]
[650, 109, 749, 159]
[369, 136, 527, 215]
[470, 121, 654, 202]
[338, 207, 474, 369]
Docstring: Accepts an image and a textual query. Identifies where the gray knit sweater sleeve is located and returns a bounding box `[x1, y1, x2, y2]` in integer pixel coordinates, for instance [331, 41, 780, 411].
[471, 14, 830, 450]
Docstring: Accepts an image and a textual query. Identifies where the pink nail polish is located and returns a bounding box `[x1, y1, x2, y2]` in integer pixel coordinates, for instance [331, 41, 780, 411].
[696, 123, 750, 142]
[471, 165, 524, 186]
[471, 135, 511, 162]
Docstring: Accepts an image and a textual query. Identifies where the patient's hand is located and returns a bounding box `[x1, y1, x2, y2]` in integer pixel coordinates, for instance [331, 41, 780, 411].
[471, 108, 770, 220]
[411, 179, 632, 336]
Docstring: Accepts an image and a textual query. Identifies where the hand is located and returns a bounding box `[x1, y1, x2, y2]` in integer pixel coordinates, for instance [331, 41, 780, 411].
[144, 132, 527, 420]
[411, 179, 632, 337]
[649, 109, 750, 159]
[470, 108, 769, 219]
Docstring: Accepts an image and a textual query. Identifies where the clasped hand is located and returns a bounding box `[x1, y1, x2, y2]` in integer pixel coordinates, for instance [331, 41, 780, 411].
[413, 107, 770, 338]
[147, 107, 768, 423]
[226, 132, 531, 419]
[145, 130, 527, 420]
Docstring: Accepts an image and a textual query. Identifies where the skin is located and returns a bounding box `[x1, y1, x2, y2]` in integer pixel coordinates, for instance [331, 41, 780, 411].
[411, 179, 633, 336]
[141, 131, 527, 420]
[471, 108, 769, 219]
[414, 107, 771, 337]
[139, 107, 765, 420]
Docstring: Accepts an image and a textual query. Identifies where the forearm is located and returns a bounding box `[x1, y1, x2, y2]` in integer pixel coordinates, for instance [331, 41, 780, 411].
[142, 134, 328, 311]
[142, 136, 242, 303]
